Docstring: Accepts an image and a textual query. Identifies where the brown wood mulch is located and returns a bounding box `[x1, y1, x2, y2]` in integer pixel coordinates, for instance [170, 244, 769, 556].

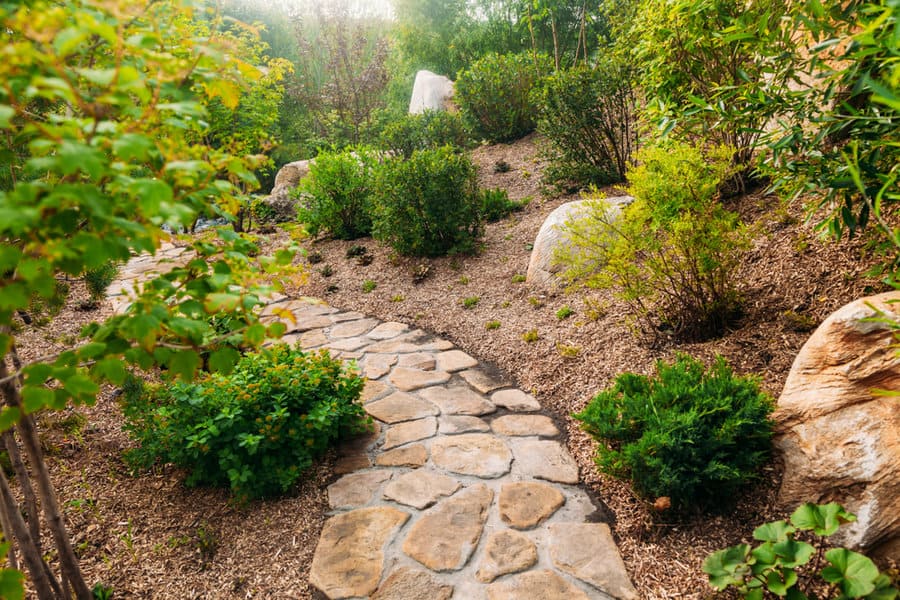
[11, 133, 893, 598]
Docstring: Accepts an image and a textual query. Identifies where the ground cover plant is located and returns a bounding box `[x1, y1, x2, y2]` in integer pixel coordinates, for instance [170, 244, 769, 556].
[575, 354, 774, 510]
[121, 345, 368, 501]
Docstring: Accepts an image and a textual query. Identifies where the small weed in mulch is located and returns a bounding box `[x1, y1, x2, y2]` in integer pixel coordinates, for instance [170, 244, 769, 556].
[307, 250, 324, 264]
[345, 245, 368, 259]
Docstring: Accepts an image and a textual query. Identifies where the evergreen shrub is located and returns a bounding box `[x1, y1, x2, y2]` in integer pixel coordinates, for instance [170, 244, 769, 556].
[379, 110, 472, 159]
[534, 59, 637, 188]
[372, 146, 482, 257]
[296, 147, 378, 239]
[479, 188, 527, 222]
[455, 52, 551, 143]
[574, 354, 774, 510]
[121, 345, 368, 500]
[84, 261, 119, 302]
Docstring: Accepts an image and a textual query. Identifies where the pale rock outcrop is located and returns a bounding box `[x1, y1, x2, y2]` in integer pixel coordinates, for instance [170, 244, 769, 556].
[264, 159, 312, 222]
[774, 291, 900, 557]
[526, 196, 632, 288]
[409, 70, 455, 114]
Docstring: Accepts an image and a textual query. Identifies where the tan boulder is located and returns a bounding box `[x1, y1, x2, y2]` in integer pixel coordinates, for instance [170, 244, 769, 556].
[264, 159, 313, 222]
[774, 291, 900, 556]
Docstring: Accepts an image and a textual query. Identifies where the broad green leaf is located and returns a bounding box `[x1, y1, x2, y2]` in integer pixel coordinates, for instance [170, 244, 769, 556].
[766, 567, 798, 596]
[208, 347, 240, 375]
[703, 544, 750, 589]
[205, 293, 241, 313]
[791, 502, 854, 536]
[92, 358, 127, 385]
[22, 386, 55, 413]
[773, 539, 815, 568]
[822, 548, 878, 597]
[754, 520, 794, 542]
[169, 350, 200, 381]
[0, 407, 21, 434]
[62, 374, 100, 400]
[113, 134, 156, 162]
[0, 567, 24, 600]
[244, 323, 266, 346]
[0, 334, 10, 357]
[266, 321, 287, 339]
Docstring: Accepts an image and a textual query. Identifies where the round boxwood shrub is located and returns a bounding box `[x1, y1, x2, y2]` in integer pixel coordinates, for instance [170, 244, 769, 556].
[372, 146, 482, 257]
[379, 110, 472, 159]
[121, 345, 369, 500]
[574, 354, 774, 511]
[455, 52, 551, 143]
[296, 146, 378, 240]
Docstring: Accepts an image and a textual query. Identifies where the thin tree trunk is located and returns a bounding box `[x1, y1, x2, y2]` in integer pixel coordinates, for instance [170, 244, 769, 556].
[2, 431, 41, 553]
[0, 498, 17, 570]
[526, 4, 539, 72]
[550, 10, 560, 71]
[0, 360, 92, 600]
[0, 466, 56, 599]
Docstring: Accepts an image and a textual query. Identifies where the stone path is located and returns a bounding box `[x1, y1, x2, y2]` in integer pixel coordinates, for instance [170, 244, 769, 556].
[110, 246, 637, 600]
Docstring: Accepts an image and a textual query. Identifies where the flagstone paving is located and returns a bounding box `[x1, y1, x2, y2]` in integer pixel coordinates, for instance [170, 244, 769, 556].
[111, 246, 638, 600]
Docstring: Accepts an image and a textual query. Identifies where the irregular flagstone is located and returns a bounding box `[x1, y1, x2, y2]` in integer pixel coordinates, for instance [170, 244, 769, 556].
[486, 570, 590, 600]
[330, 311, 366, 322]
[389, 367, 451, 391]
[460, 368, 508, 394]
[334, 454, 372, 475]
[491, 389, 541, 412]
[439, 415, 491, 435]
[360, 379, 391, 404]
[310, 507, 410, 599]
[549, 523, 638, 600]
[511, 440, 579, 484]
[431, 433, 512, 478]
[419, 385, 496, 416]
[491, 414, 560, 437]
[367, 322, 409, 340]
[326, 336, 371, 352]
[363, 353, 398, 379]
[383, 470, 461, 509]
[329, 317, 380, 339]
[476, 530, 538, 583]
[299, 329, 328, 349]
[375, 444, 428, 467]
[371, 567, 453, 600]
[366, 392, 439, 424]
[397, 352, 436, 371]
[383, 417, 438, 450]
[337, 422, 382, 456]
[402, 484, 493, 571]
[435, 349, 479, 372]
[499, 482, 565, 529]
[327, 470, 393, 509]
[262, 312, 332, 333]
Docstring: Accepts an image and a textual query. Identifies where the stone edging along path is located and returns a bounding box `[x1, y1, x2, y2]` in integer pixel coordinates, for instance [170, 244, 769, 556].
[110, 247, 637, 600]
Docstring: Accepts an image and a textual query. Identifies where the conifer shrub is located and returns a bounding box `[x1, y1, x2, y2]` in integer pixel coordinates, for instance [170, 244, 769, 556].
[455, 52, 552, 143]
[479, 188, 526, 222]
[379, 110, 472, 159]
[557, 141, 749, 341]
[84, 261, 120, 303]
[121, 345, 368, 500]
[533, 58, 637, 188]
[574, 354, 774, 510]
[372, 146, 482, 257]
[296, 146, 378, 240]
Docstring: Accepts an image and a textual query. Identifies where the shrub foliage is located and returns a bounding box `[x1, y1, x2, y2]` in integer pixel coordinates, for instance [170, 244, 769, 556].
[534, 58, 637, 188]
[574, 354, 774, 510]
[297, 147, 379, 239]
[455, 52, 551, 143]
[372, 146, 482, 256]
[122, 345, 368, 500]
[379, 110, 471, 159]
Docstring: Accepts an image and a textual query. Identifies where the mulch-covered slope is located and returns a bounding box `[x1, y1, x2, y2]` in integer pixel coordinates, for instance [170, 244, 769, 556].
[13, 132, 891, 599]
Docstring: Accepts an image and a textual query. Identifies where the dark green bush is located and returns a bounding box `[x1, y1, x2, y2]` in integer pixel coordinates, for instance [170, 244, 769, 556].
[84, 261, 119, 302]
[296, 147, 378, 240]
[574, 354, 774, 511]
[479, 188, 527, 222]
[534, 59, 637, 188]
[121, 345, 368, 500]
[372, 146, 482, 257]
[379, 110, 472, 159]
[455, 52, 551, 143]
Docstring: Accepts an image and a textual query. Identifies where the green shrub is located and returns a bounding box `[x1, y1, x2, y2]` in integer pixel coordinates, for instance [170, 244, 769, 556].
[534, 59, 637, 188]
[557, 141, 749, 341]
[379, 110, 472, 159]
[455, 53, 552, 143]
[372, 147, 482, 257]
[574, 354, 774, 510]
[121, 345, 368, 500]
[705, 503, 899, 599]
[480, 188, 526, 222]
[84, 261, 119, 302]
[296, 147, 378, 240]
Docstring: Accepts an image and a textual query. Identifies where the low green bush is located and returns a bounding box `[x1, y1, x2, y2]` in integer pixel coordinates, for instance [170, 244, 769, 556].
[534, 59, 637, 188]
[455, 52, 551, 143]
[372, 146, 482, 257]
[121, 345, 368, 500]
[557, 141, 749, 341]
[574, 354, 774, 510]
[84, 261, 119, 302]
[379, 110, 472, 159]
[705, 503, 899, 599]
[479, 188, 526, 222]
[296, 147, 378, 240]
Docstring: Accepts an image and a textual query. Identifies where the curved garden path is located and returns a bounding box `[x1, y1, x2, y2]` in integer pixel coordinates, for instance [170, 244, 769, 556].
[110, 245, 637, 600]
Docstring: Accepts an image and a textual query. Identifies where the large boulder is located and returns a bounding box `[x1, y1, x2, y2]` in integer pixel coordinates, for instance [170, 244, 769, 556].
[526, 197, 632, 288]
[409, 70, 455, 114]
[774, 291, 900, 557]
[263, 159, 313, 222]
